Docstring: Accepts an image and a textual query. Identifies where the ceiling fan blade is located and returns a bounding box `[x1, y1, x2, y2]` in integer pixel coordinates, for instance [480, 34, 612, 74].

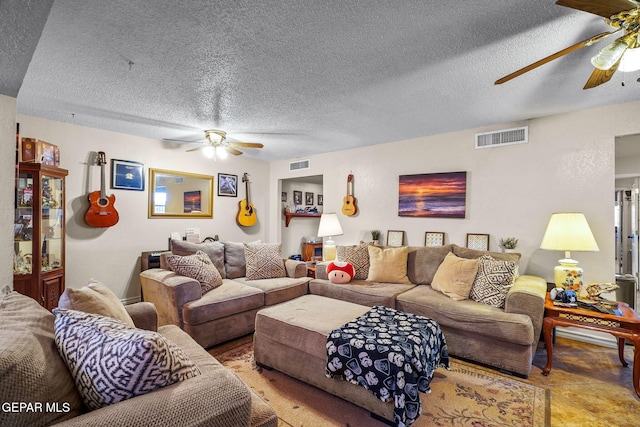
[228, 142, 264, 148]
[583, 59, 621, 89]
[225, 146, 243, 156]
[163, 137, 205, 143]
[555, 0, 637, 18]
[186, 145, 209, 152]
[495, 31, 616, 85]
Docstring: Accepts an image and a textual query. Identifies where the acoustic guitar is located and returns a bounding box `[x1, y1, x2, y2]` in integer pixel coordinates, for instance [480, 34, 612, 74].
[341, 173, 358, 216]
[85, 151, 119, 227]
[237, 172, 257, 226]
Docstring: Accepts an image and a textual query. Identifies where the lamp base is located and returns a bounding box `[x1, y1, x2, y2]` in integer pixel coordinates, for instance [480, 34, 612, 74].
[323, 238, 336, 261]
[553, 258, 583, 293]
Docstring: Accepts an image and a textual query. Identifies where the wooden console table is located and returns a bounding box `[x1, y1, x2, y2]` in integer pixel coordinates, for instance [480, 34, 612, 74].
[542, 293, 640, 399]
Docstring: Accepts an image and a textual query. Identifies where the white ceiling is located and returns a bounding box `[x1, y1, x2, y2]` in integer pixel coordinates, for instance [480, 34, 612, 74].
[6, 0, 640, 161]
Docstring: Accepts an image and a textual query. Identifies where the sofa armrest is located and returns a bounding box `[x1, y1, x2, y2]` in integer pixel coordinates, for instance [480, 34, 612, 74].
[139, 269, 202, 328]
[505, 275, 547, 348]
[284, 259, 307, 278]
[125, 302, 158, 331]
[315, 262, 329, 280]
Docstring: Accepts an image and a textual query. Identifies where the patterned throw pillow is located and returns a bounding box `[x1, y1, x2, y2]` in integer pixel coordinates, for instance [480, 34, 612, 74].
[336, 242, 371, 280]
[170, 239, 226, 279]
[469, 255, 517, 308]
[244, 242, 286, 280]
[166, 250, 223, 294]
[53, 309, 201, 411]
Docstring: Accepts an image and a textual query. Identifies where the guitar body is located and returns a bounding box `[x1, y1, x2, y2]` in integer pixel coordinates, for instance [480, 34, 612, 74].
[341, 174, 358, 216]
[237, 172, 257, 227]
[85, 191, 119, 228]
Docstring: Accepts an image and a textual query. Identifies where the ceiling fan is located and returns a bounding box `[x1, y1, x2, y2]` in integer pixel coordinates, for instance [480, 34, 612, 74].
[495, 0, 640, 89]
[168, 129, 264, 160]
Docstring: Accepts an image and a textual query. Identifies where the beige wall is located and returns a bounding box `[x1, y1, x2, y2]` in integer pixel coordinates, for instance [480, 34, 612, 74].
[16, 116, 269, 301]
[0, 95, 16, 292]
[270, 100, 640, 285]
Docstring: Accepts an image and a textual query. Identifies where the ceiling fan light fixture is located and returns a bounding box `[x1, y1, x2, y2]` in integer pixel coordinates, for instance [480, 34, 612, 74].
[619, 47, 640, 72]
[216, 146, 228, 159]
[202, 145, 215, 159]
[591, 39, 628, 70]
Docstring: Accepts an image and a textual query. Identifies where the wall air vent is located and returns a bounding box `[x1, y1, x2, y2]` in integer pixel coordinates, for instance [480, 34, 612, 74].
[289, 159, 310, 171]
[475, 126, 528, 149]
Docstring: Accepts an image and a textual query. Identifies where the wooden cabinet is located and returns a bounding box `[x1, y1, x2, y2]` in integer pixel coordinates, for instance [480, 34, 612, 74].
[13, 162, 68, 311]
[302, 242, 323, 262]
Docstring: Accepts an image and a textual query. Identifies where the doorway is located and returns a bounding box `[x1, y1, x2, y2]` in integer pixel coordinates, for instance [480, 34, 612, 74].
[279, 175, 323, 258]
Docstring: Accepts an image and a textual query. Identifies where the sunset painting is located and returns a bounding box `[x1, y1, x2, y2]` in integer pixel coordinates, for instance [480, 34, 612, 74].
[398, 171, 467, 218]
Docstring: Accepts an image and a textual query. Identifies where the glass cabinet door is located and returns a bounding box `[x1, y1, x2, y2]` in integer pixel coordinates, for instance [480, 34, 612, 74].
[41, 174, 64, 272]
[14, 171, 34, 275]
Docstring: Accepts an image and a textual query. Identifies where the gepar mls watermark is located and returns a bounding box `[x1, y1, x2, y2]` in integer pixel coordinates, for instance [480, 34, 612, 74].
[1, 402, 71, 413]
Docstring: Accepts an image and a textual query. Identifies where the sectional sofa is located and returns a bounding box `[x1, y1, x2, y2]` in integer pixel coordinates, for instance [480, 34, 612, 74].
[140, 240, 547, 377]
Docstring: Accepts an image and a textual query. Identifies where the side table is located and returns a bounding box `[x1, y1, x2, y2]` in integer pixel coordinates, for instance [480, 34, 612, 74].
[542, 292, 640, 399]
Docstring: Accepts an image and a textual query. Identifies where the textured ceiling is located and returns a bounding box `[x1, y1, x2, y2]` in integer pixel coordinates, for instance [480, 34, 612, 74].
[10, 0, 640, 161]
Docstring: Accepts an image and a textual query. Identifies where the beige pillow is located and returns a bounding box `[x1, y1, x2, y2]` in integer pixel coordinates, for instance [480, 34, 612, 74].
[170, 239, 226, 279]
[366, 245, 411, 284]
[336, 242, 371, 280]
[244, 242, 286, 280]
[431, 252, 479, 300]
[58, 280, 134, 326]
[166, 250, 223, 293]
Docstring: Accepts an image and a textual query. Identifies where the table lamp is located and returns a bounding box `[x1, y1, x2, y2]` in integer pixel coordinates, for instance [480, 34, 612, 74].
[540, 212, 599, 292]
[317, 213, 343, 261]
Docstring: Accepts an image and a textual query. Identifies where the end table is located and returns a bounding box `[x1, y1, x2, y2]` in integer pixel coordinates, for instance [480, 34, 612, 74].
[542, 292, 640, 399]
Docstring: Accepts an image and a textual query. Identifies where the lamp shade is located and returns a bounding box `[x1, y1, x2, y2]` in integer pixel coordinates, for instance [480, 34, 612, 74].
[540, 213, 599, 252]
[317, 213, 343, 237]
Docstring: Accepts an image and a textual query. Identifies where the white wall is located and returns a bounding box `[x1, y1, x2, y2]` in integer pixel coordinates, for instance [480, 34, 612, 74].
[0, 95, 16, 292]
[17, 116, 270, 301]
[270, 100, 640, 285]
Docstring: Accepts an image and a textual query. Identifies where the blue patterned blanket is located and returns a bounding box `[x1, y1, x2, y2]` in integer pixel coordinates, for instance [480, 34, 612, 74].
[325, 306, 449, 427]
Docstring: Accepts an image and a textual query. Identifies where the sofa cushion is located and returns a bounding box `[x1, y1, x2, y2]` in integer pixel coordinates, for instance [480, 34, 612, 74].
[431, 252, 479, 300]
[336, 242, 371, 280]
[167, 250, 223, 293]
[235, 276, 311, 306]
[0, 292, 83, 426]
[53, 308, 201, 411]
[244, 242, 286, 280]
[469, 255, 518, 308]
[182, 279, 265, 324]
[366, 245, 411, 284]
[223, 240, 261, 279]
[407, 244, 454, 285]
[58, 279, 135, 326]
[451, 244, 521, 263]
[170, 239, 226, 279]
[309, 278, 415, 308]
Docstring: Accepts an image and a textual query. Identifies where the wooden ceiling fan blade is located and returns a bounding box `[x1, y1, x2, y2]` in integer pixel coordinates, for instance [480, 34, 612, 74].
[583, 59, 621, 89]
[163, 137, 205, 143]
[555, 0, 638, 18]
[225, 146, 243, 156]
[495, 31, 615, 85]
[186, 145, 209, 152]
[228, 142, 264, 148]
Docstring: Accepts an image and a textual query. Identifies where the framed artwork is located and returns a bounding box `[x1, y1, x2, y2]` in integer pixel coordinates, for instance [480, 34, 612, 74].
[281, 191, 287, 202]
[111, 159, 144, 190]
[217, 173, 237, 197]
[467, 233, 490, 251]
[398, 171, 466, 218]
[424, 232, 445, 247]
[318, 194, 323, 206]
[305, 192, 314, 205]
[386, 230, 405, 247]
[184, 191, 201, 213]
[293, 190, 302, 205]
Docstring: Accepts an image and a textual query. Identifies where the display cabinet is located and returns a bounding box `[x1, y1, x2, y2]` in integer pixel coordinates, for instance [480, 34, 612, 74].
[13, 162, 68, 311]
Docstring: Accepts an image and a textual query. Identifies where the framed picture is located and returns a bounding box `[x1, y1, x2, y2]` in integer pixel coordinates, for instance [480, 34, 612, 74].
[217, 173, 237, 197]
[184, 191, 201, 213]
[318, 194, 323, 206]
[293, 190, 302, 205]
[281, 191, 287, 202]
[111, 159, 144, 191]
[425, 232, 445, 247]
[305, 192, 314, 205]
[398, 171, 466, 218]
[386, 230, 405, 247]
[467, 233, 490, 251]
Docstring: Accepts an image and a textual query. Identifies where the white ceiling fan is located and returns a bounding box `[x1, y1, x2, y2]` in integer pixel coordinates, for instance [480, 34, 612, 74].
[165, 129, 264, 160]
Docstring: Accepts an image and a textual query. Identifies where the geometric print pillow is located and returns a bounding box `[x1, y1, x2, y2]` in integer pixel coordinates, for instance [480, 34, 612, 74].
[243, 242, 286, 280]
[53, 309, 201, 411]
[166, 250, 223, 294]
[469, 255, 518, 308]
[336, 242, 371, 280]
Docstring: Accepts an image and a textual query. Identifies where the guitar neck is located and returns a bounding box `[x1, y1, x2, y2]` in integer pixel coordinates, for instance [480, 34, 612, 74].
[100, 162, 107, 199]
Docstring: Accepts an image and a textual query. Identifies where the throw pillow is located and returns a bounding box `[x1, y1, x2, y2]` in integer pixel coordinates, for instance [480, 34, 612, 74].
[244, 242, 286, 280]
[223, 240, 261, 279]
[431, 252, 479, 300]
[166, 250, 223, 293]
[407, 244, 454, 285]
[469, 255, 518, 308]
[336, 242, 371, 280]
[366, 245, 411, 284]
[53, 309, 200, 411]
[58, 279, 135, 326]
[327, 261, 355, 284]
[170, 239, 226, 279]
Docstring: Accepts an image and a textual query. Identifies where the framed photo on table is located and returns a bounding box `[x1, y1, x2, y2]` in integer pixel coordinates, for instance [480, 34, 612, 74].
[466, 233, 490, 251]
[424, 232, 445, 247]
[111, 159, 144, 191]
[386, 230, 405, 247]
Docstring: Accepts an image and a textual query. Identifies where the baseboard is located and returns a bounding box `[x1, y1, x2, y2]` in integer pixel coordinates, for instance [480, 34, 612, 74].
[555, 327, 617, 349]
[121, 296, 142, 305]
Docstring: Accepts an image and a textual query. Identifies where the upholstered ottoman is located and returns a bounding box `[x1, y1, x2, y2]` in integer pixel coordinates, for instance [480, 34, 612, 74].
[254, 294, 397, 422]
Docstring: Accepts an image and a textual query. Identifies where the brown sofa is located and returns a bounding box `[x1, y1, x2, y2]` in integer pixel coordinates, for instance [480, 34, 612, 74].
[310, 244, 547, 377]
[0, 291, 277, 427]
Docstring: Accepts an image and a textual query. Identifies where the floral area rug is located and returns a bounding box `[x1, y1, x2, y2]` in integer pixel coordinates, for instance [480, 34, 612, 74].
[216, 343, 549, 427]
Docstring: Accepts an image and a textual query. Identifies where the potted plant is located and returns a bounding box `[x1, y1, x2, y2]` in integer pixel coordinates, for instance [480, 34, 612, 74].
[499, 237, 519, 253]
[371, 230, 381, 245]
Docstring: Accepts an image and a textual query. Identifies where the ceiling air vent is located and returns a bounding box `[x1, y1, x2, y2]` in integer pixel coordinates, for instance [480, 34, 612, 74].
[475, 126, 528, 149]
[289, 159, 310, 171]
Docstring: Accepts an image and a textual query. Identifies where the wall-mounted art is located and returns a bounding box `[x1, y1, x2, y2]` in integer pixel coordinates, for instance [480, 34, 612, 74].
[467, 233, 490, 251]
[305, 192, 314, 205]
[218, 173, 237, 197]
[293, 190, 302, 205]
[398, 171, 466, 218]
[111, 159, 144, 191]
[425, 232, 445, 247]
[386, 230, 405, 247]
[184, 190, 201, 213]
